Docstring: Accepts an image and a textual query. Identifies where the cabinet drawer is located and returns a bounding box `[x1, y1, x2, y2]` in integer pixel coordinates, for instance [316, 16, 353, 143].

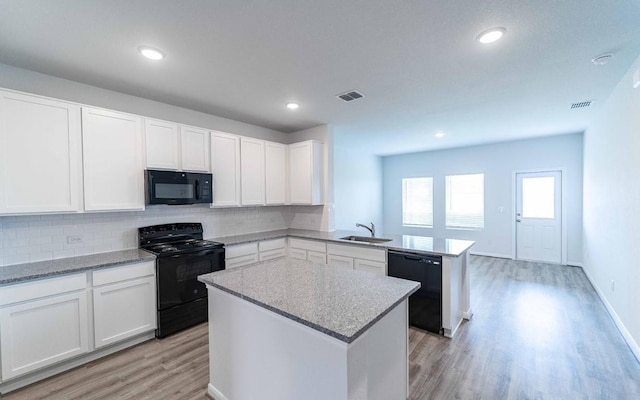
[327, 254, 353, 269]
[226, 242, 259, 259]
[289, 238, 326, 253]
[0, 273, 86, 306]
[354, 259, 386, 276]
[259, 238, 286, 252]
[307, 251, 326, 264]
[259, 248, 286, 262]
[226, 253, 259, 269]
[92, 261, 155, 287]
[289, 248, 307, 260]
[327, 243, 386, 262]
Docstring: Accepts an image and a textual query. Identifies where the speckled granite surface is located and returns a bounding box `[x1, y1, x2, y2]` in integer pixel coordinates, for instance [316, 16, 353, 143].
[209, 228, 475, 257]
[198, 257, 420, 343]
[0, 249, 156, 284]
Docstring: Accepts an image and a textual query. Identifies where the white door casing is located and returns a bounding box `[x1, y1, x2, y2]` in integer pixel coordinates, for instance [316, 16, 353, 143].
[515, 170, 562, 264]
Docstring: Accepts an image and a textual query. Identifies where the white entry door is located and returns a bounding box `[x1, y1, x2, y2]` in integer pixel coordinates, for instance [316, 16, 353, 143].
[516, 171, 562, 263]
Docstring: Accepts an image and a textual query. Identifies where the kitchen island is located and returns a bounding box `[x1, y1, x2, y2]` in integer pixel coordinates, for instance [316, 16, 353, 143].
[198, 258, 419, 400]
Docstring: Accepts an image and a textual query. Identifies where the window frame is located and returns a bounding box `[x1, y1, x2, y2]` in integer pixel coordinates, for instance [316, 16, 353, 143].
[445, 173, 485, 230]
[401, 177, 434, 228]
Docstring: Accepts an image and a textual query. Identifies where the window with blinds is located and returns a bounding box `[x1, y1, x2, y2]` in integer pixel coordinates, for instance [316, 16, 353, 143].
[402, 177, 433, 227]
[446, 173, 484, 229]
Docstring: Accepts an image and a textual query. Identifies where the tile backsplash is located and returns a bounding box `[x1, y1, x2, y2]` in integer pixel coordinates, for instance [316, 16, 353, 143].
[0, 205, 326, 266]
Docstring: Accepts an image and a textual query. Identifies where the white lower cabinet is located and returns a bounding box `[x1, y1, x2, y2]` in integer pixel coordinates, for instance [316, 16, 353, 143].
[288, 238, 326, 264]
[326, 254, 354, 269]
[258, 238, 286, 262]
[92, 261, 156, 349]
[226, 239, 287, 268]
[326, 243, 387, 275]
[0, 261, 157, 384]
[225, 242, 259, 269]
[0, 273, 89, 380]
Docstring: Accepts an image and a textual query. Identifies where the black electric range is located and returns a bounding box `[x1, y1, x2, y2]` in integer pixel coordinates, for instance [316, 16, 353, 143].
[139, 223, 225, 338]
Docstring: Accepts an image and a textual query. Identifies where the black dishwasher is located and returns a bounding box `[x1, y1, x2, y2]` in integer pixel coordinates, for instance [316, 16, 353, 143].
[387, 251, 442, 334]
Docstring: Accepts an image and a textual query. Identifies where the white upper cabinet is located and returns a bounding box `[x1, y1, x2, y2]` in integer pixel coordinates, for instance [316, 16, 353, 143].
[145, 119, 180, 170]
[240, 137, 266, 206]
[210, 131, 241, 207]
[180, 125, 210, 172]
[82, 107, 145, 211]
[265, 141, 288, 205]
[145, 120, 210, 172]
[0, 90, 82, 215]
[289, 140, 324, 205]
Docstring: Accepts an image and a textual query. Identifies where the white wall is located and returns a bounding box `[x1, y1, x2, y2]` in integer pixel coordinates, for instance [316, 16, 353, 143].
[0, 62, 288, 143]
[582, 56, 640, 356]
[382, 134, 583, 262]
[333, 144, 383, 233]
[0, 206, 293, 266]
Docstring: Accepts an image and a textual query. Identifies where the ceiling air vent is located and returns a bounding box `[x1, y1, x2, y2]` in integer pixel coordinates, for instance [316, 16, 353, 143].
[337, 90, 365, 102]
[570, 100, 593, 109]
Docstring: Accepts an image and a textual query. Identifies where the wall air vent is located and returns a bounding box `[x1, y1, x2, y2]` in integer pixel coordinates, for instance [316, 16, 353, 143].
[570, 100, 593, 109]
[336, 90, 365, 102]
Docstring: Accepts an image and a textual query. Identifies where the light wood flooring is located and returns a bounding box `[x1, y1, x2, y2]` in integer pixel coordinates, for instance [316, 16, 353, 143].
[3, 256, 640, 400]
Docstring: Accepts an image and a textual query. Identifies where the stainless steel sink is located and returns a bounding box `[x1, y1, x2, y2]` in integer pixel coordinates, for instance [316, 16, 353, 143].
[339, 236, 392, 244]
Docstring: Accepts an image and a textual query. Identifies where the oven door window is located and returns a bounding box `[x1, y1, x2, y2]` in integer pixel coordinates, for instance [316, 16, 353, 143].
[157, 250, 224, 310]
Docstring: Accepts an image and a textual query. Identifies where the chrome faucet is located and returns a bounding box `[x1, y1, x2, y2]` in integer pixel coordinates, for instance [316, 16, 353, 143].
[356, 222, 375, 237]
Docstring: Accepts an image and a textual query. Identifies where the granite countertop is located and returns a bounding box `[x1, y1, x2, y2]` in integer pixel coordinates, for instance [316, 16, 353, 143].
[209, 229, 475, 257]
[0, 249, 156, 285]
[198, 257, 420, 343]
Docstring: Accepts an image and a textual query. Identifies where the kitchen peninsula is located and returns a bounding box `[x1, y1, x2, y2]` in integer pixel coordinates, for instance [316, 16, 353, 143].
[198, 258, 420, 400]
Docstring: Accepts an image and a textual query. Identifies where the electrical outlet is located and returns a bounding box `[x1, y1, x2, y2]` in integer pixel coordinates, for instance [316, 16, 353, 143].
[611, 280, 615, 292]
[66, 235, 83, 244]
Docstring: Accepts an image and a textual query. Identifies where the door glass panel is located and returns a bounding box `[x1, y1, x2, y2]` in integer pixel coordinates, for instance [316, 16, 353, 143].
[522, 177, 555, 218]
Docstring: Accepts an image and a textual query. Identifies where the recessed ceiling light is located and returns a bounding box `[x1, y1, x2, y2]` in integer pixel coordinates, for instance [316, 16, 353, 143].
[434, 132, 445, 138]
[477, 27, 506, 44]
[592, 54, 613, 66]
[138, 46, 165, 61]
[286, 102, 300, 110]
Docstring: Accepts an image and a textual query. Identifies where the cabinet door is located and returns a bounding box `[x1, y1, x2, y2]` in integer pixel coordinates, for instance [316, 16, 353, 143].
[240, 137, 265, 206]
[289, 141, 324, 205]
[265, 141, 287, 205]
[211, 131, 241, 207]
[327, 254, 354, 269]
[145, 118, 179, 170]
[289, 248, 307, 260]
[0, 291, 89, 380]
[82, 108, 145, 211]
[180, 126, 210, 172]
[354, 259, 387, 276]
[93, 276, 156, 348]
[0, 91, 82, 214]
[307, 251, 326, 264]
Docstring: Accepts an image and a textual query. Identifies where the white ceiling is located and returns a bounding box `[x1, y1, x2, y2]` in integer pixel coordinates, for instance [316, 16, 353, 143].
[1, 0, 639, 156]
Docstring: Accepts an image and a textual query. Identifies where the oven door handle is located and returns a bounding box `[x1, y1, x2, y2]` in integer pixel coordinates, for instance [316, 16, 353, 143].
[165, 249, 223, 258]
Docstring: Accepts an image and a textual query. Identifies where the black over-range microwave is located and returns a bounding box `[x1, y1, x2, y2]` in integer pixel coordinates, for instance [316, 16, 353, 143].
[145, 169, 213, 205]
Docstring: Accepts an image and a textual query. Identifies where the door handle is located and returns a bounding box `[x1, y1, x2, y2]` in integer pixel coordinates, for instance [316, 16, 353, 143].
[516, 219, 522, 222]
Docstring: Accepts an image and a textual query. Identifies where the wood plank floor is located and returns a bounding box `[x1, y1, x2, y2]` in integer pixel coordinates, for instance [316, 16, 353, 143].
[4, 256, 640, 400]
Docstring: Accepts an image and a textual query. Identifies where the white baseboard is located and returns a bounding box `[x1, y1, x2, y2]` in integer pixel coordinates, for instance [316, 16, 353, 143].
[208, 382, 229, 400]
[581, 266, 640, 362]
[567, 260, 583, 267]
[469, 251, 511, 259]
